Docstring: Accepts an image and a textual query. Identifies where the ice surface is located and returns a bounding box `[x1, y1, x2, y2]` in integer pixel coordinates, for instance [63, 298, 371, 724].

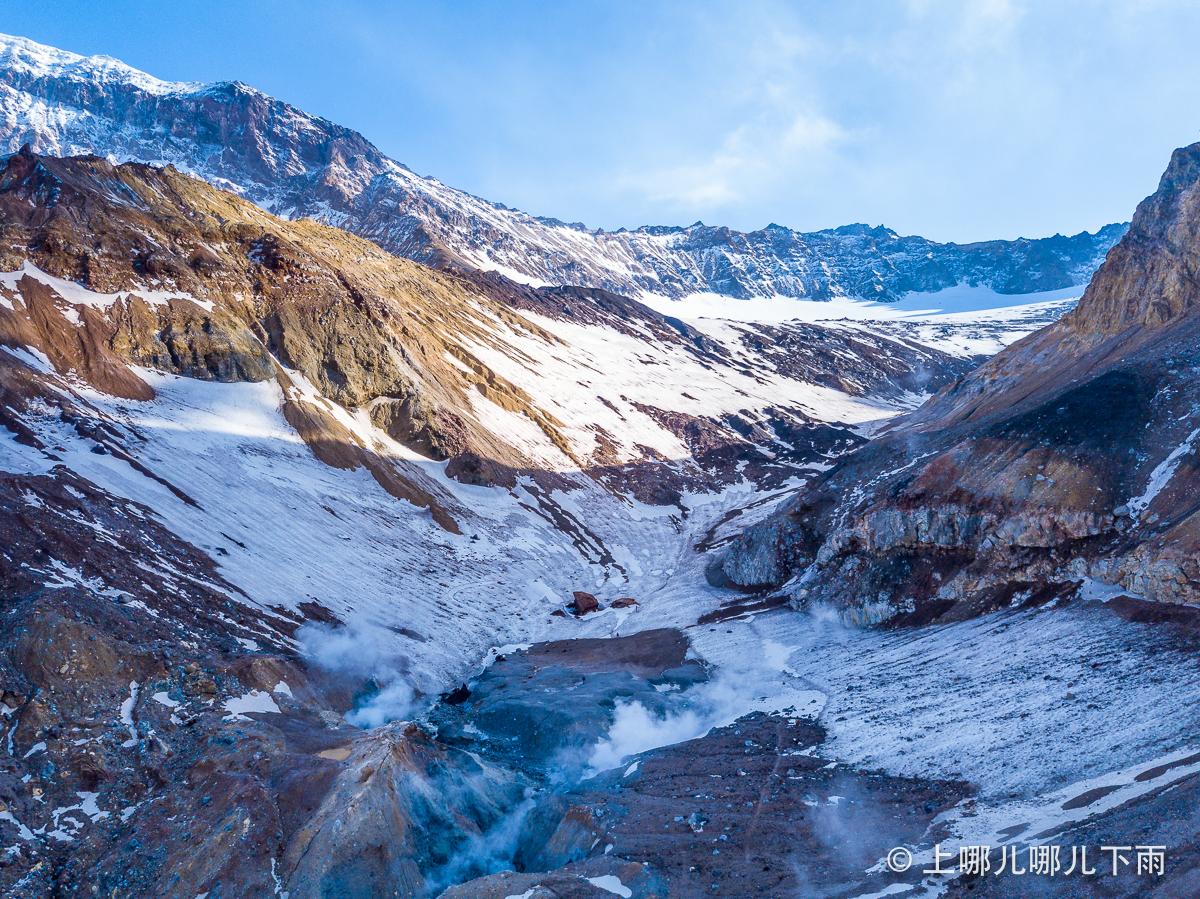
[688, 601, 1200, 802]
[637, 285, 1081, 359]
[637, 283, 1082, 324]
[151, 691, 179, 709]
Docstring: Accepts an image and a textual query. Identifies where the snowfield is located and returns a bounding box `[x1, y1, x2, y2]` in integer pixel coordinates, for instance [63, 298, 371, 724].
[639, 283, 1085, 358]
[0, 272, 1087, 697]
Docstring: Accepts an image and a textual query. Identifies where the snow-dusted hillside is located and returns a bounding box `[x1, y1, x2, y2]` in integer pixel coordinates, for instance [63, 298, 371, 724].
[0, 33, 1126, 303]
[0, 148, 1091, 695]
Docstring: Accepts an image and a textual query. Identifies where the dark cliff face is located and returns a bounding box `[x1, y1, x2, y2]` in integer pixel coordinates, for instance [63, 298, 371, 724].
[1, 34, 1126, 301]
[714, 142, 1200, 623]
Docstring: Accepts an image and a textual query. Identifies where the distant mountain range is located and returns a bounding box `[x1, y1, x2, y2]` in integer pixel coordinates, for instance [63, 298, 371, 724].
[0, 33, 1126, 302]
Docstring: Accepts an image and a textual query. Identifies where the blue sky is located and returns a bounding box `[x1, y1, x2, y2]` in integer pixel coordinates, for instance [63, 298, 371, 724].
[7, 1, 1200, 242]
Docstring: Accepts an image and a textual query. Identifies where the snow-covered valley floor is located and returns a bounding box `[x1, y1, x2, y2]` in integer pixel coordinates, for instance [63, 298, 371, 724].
[7, 365, 1188, 890]
[0, 359, 805, 692]
[557, 539, 1200, 896]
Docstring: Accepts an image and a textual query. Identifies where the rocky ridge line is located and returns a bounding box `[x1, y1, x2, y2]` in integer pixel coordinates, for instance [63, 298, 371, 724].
[0, 32, 1126, 302]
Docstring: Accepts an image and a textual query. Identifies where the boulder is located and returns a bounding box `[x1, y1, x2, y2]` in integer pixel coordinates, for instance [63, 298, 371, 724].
[570, 592, 599, 616]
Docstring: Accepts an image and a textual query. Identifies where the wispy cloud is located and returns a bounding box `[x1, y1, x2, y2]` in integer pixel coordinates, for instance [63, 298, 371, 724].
[621, 108, 846, 211]
[17, 0, 1200, 241]
[610, 3, 850, 219]
[905, 0, 1026, 48]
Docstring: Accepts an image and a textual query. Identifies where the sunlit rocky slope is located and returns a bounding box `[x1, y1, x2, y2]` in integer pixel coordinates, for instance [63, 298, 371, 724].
[0, 145, 1002, 896]
[715, 139, 1200, 624]
[2, 30, 1194, 899]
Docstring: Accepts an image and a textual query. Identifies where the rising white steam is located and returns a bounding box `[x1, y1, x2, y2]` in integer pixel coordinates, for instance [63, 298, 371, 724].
[297, 620, 415, 727]
[583, 644, 826, 777]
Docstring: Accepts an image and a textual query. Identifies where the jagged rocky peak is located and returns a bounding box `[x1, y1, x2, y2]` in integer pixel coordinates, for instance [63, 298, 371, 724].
[906, 140, 1200, 432]
[1057, 141, 1200, 345]
[0, 33, 392, 208]
[712, 140, 1200, 623]
[1, 31, 1126, 301]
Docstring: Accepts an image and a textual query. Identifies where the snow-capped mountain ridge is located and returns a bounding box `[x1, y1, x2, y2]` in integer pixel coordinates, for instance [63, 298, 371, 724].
[0, 32, 1127, 302]
[0, 31, 202, 96]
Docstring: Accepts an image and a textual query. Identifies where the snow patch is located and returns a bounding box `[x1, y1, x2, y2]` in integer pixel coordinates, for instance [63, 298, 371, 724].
[222, 690, 281, 721]
[119, 681, 140, 747]
[586, 875, 632, 898]
[151, 691, 179, 709]
[0, 261, 214, 315]
[1127, 427, 1200, 516]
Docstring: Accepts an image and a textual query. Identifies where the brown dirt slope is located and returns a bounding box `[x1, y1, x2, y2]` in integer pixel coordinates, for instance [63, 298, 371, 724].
[0, 147, 585, 497]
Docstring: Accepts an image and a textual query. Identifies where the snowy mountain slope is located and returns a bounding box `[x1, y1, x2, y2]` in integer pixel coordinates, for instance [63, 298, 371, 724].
[0, 113, 1190, 899]
[9, 316, 1200, 899]
[7, 313, 1200, 898]
[0, 32, 1126, 304]
[0, 146, 1088, 697]
[0, 151, 907, 715]
[0, 150, 1001, 504]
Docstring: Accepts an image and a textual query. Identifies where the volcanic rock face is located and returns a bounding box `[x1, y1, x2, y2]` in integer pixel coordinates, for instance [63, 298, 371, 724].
[427, 632, 970, 899]
[3, 35, 1181, 899]
[714, 141, 1200, 623]
[0, 33, 1126, 301]
[0, 460, 547, 899]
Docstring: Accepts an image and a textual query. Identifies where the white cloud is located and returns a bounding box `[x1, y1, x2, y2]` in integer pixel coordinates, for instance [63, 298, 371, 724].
[606, 4, 850, 218]
[620, 107, 845, 210]
[321, 0, 1200, 239]
[956, 0, 1026, 48]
